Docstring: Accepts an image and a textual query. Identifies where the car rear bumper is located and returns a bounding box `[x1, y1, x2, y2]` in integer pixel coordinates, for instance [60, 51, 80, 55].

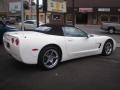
[3, 41, 22, 62]
[3, 40, 38, 64]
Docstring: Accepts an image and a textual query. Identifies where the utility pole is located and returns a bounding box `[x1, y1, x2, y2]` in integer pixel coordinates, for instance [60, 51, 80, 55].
[36, 0, 39, 27]
[72, 0, 75, 26]
[21, 0, 24, 31]
[45, 12, 47, 24]
[43, 0, 47, 24]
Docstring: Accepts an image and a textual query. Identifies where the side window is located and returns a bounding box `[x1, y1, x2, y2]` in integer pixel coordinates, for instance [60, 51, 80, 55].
[62, 27, 88, 37]
[24, 21, 34, 24]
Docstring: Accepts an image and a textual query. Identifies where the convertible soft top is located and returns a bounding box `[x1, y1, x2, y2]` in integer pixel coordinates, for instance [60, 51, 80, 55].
[35, 24, 74, 36]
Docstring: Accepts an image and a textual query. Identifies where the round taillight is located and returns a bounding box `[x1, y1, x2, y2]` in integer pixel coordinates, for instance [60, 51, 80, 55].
[11, 38, 14, 43]
[15, 39, 19, 45]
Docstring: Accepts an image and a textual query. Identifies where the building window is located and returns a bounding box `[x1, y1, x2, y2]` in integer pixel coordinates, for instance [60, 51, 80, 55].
[66, 14, 72, 21]
[26, 15, 29, 20]
[52, 14, 61, 20]
[32, 15, 36, 20]
[100, 15, 108, 22]
[66, 14, 73, 25]
[40, 15, 44, 21]
[110, 15, 118, 22]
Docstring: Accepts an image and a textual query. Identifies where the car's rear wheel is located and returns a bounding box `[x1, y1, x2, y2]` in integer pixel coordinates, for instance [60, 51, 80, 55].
[38, 46, 61, 70]
[108, 28, 115, 34]
[102, 40, 113, 56]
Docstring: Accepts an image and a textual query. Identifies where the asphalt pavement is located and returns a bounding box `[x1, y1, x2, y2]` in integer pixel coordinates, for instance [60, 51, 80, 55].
[0, 45, 120, 90]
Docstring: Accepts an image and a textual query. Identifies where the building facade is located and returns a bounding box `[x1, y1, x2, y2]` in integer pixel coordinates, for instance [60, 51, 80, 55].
[24, 5, 50, 23]
[66, 0, 120, 24]
[0, 0, 49, 23]
[0, 0, 22, 21]
[0, 0, 36, 22]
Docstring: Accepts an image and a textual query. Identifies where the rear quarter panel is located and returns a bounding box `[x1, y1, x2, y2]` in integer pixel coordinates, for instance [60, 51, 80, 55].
[19, 34, 67, 64]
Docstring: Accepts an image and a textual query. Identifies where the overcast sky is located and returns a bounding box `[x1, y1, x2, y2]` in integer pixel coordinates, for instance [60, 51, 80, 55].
[34, 0, 43, 5]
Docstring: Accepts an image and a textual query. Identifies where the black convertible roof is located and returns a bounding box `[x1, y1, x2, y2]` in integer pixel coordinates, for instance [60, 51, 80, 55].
[36, 24, 74, 36]
[41, 24, 74, 27]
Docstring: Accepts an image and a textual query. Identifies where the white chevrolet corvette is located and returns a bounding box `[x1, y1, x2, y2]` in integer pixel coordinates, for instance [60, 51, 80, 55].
[3, 24, 116, 70]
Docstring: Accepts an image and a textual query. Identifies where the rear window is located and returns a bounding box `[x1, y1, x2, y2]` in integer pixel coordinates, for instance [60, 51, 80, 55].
[35, 26, 52, 32]
[34, 25, 63, 36]
[34, 26, 53, 35]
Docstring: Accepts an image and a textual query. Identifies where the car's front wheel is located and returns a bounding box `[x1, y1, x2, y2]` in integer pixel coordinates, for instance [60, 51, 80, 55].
[38, 46, 61, 70]
[102, 40, 113, 56]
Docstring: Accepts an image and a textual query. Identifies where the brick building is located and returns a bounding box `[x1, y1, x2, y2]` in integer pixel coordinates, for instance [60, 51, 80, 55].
[0, 0, 21, 21]
[66, 0, 120, 24]
[0, 0, 49, 23]
[0, 0, 21, 15]
[0, 0, 11, 17]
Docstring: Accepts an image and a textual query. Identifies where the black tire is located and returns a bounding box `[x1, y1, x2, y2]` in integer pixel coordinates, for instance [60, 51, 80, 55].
[108, 28, 115, 34]
[38, 46, 61, 70]
[102, 40, 113, 56]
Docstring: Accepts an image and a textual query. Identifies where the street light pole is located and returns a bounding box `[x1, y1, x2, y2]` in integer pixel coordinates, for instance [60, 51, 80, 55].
[21, 0, 24, 31]
[36, 0, 39, 27]
[43, 0, 47, 24]
[72, 0, 75, 26]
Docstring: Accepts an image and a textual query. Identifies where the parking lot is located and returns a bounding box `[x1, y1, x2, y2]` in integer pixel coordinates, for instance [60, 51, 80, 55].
[0, 25, 120, 90]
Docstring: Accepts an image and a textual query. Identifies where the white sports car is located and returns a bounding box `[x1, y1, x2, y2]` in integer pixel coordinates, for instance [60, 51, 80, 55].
[3, 24, 116, 70]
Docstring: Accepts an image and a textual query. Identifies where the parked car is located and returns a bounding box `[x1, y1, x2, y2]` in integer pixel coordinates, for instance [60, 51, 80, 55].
[18, 20, 44, 30]
[3, 24, 116, 70]
[3, 17, 16, 24]
[101, 22, 120, 34]
[0, 21, 17, 44]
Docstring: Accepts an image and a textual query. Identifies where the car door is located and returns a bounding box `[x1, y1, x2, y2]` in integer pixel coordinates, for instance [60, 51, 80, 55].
[24, 21, 34, 30]
[63, 26, 99, 59]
